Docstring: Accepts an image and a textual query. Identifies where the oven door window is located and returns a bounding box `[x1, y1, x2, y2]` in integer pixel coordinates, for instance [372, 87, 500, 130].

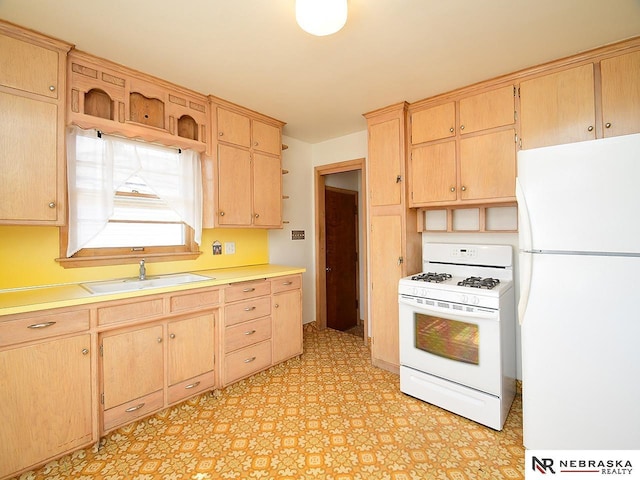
[415, 314, 479, 365]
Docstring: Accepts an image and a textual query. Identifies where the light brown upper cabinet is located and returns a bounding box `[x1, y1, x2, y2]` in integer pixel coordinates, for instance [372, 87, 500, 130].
[67, 50, 209, 153]
[409, 85, 517, 207]
[519, 64, 596, 150]
[0, 22, 71, 225]
[600, 50, 640, 138]
[209, 102, 285, 228]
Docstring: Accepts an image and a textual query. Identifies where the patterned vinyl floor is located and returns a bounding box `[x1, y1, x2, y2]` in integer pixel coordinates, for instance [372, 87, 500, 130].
[15, 326, 524, 479]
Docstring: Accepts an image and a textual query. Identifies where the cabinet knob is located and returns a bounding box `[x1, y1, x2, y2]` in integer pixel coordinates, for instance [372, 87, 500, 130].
[48, 202, 56, 208]
[460, 125, 465, 131]
[254, 141, 259, 146]
[219, 132, 224, 136]
[254, 213, 260, 218]
[49, 85, 55, 92]
[587, 125, 594, 132]
[274, 304, 280, 309]
[82, 348, 89, 355]
[170, 333, 176, 339]
[157, 337, 162, 343]
[450, 187, 456, 192]
[461, 186, 467, 191]
[605, 122, 612, 129]
[449, 127, 454, 133]
[219, 211, 225, 216]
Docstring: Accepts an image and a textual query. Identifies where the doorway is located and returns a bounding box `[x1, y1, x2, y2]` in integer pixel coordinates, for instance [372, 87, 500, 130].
[314, 158, 367, 344]
[325, 186, 358, 332]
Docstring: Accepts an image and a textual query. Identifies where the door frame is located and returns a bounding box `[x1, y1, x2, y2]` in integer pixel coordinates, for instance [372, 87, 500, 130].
[314, 158, 368, 344]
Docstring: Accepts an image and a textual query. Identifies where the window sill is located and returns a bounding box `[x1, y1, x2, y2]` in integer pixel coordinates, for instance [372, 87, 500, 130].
[56, 251, 202, 269]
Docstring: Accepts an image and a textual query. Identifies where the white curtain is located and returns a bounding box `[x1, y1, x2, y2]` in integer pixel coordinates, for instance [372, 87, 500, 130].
[66, 125, 202, 257]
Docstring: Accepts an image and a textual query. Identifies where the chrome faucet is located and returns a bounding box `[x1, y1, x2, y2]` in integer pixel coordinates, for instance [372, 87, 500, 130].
[139, 259, 146, 280]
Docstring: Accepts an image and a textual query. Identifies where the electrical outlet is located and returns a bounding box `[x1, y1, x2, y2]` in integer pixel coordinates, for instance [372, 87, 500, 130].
[225, 242, 236, 254]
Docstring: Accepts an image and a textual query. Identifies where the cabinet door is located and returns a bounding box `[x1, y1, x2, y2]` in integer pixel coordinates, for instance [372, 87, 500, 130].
[101, 324, 164, 410]
[601, 50, 640, 138]
[0, 335, 92, 479]
[0, 91, 59, 222]
[252, 120, 281, 155]
[460, 129, 517, 201]
[0, 33, 59, 98]
[216, 107, 251, 147]
[253, 152, 282, 227]
[272, 289, 302, 364]
[410, 141, 457, 205]
[459, 85, 515, 135]
[369, 215, 403, 371]
[520, 64, 596, 149]
[167, 313, 215, 386]
[411, 102, 455, 144]
[217, 144, 252, 225]
[369, 117, 403, 207]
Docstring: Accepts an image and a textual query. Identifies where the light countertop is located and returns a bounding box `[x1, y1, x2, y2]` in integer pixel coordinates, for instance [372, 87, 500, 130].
[0, 264, 305, 317]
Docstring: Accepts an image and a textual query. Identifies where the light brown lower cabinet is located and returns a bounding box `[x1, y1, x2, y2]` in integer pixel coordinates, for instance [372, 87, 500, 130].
[0, 334, 93, 479]
[0, 272, 303, 479]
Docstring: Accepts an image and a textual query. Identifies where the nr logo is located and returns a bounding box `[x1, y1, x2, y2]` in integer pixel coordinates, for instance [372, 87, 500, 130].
[532, 456, 556, 474]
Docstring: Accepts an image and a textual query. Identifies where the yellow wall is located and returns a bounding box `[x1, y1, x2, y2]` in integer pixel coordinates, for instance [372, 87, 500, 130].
[0, 226, 269, 290]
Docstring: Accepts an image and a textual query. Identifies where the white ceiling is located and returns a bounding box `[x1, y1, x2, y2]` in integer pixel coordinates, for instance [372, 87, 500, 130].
[1, 0, 639, 143]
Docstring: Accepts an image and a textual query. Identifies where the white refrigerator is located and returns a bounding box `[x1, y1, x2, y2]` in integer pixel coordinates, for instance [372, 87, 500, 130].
[516, 133, 640, 450]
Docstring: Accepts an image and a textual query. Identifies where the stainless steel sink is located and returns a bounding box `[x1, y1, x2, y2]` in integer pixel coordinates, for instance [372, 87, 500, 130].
[81, 273, 213, 295]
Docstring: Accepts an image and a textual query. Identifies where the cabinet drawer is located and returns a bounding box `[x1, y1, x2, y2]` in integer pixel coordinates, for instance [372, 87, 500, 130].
[0, 308, 90, 347]
[97, 298, 164, 326]
[168, 370, 216, 405]
[102, 390, 163, 433]
[224, 297, 271, 326]
[224, 340, 272, 385]
[225, 317, 272, 353]
[225, 280, 271, 302]
[271, 274, 301, 293]
[169, 288, 220, 313]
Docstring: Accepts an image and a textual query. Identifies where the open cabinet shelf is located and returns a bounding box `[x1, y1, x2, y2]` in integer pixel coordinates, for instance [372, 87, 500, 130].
[417, 203, 518, 233]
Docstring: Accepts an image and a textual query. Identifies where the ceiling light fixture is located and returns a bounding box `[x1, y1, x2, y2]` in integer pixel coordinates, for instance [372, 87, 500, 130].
[295, 0, 348, 36]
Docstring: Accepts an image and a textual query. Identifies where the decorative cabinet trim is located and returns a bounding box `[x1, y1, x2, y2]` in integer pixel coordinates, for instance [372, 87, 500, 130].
[67, 50, 209, 153]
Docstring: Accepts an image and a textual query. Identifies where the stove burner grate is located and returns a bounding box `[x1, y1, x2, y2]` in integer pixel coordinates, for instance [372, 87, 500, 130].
[457, 276, 500, 290]
[411, 272, 452, 283]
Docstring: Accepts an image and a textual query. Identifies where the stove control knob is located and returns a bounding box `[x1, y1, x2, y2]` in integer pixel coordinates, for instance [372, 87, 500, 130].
[472, 296, 480, 305]
[461, 294, 468, 303]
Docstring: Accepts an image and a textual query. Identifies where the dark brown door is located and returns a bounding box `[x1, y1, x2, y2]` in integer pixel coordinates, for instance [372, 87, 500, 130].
[325, 186, 358, 331]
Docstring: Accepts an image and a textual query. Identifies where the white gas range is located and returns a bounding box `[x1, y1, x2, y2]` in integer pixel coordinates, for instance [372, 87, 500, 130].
[398, 243, 516, 430]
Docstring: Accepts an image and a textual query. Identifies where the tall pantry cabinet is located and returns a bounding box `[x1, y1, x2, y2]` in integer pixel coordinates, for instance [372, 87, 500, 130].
[363, 103, 421, 374]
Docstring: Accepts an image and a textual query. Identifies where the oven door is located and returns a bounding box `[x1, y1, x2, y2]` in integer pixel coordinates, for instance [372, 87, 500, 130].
[399, 295, 501, 396]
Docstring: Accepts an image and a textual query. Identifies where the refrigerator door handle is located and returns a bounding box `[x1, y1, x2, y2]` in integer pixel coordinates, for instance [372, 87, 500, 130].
[516, 177, 533, 325]
[515, 178, 532, 252]
[518, 251, 532, 325]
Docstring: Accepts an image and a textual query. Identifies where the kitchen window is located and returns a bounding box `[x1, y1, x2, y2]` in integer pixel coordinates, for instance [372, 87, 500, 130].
[58, 126, 202, 267]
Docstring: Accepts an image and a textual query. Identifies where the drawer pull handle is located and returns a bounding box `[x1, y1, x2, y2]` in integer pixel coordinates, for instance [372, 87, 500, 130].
[185, 381, 201, 390]
[28, 321, 56, 329]
[282, 281, 293, 285]
[242, 287, 256, 292]
[244, 330, 256, 335]
[125, 403, 145, 413]
[244, 356, 256, 363]
[244, 306, 256, 311]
